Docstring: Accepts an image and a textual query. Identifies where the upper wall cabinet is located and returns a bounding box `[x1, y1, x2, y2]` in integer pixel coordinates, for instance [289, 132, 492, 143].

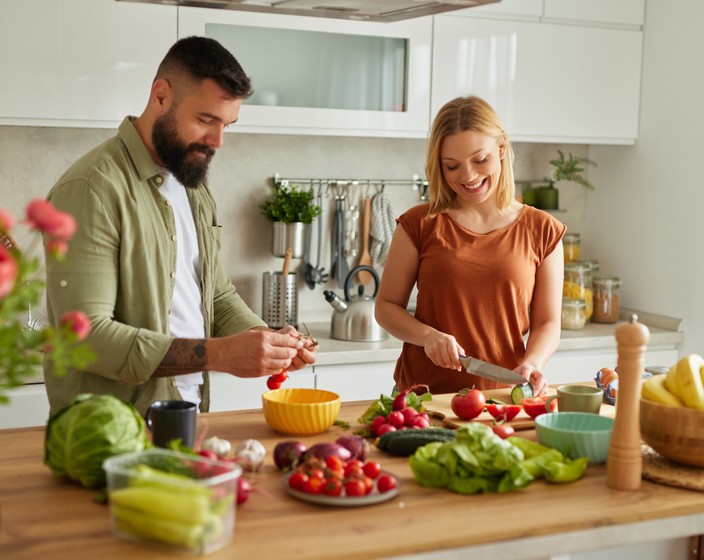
[0, 0, 176, 128]
[177, 8, 432, 139]
[431, 16, 643, 144]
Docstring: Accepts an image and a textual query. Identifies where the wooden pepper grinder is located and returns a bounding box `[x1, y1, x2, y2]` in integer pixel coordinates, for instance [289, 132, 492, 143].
[607, 314, 650, 491]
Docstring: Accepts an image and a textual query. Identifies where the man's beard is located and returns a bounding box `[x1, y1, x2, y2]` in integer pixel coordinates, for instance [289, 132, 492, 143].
[152, 109, 215, 189]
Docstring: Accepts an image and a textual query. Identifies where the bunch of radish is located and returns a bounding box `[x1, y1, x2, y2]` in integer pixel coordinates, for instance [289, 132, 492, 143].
[369, 391, 431, 436]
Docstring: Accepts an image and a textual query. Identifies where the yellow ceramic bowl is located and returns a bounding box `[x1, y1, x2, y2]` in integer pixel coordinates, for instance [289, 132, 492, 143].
[640, 398, 704, 468]
[262, 388, 341, 436]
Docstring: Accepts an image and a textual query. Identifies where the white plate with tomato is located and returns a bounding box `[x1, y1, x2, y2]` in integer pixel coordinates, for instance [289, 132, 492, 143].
[283, 468, 400, 507]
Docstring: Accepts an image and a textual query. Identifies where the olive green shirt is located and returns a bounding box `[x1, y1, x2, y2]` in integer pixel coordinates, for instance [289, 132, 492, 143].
[44, 117, 266, 417]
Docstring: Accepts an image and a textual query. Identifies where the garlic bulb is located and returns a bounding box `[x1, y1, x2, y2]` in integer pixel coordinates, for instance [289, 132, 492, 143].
[201, 436, 232, 459]
[234, 439, 266, 472]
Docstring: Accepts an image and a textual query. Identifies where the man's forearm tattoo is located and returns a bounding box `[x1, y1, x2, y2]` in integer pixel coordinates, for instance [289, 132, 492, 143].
[153, 339, 208, 377]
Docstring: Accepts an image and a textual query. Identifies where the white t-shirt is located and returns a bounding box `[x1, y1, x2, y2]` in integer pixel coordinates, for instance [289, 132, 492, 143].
[158, 170, 205, 407]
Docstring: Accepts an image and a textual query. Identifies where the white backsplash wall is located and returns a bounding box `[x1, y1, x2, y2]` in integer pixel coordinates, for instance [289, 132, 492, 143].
[0, 125, 589, 325]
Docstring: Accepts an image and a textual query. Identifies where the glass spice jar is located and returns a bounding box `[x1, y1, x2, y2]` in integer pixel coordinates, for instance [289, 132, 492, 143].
[563, 233, 581, 263]
[574, 259, 599, 275]
[563, 262, 593, 322]
[592, 275, 622, 323]
[561, 298, 587, 330]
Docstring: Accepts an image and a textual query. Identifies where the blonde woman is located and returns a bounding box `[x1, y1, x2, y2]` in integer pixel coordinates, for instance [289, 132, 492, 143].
[375, 96, 565, 397]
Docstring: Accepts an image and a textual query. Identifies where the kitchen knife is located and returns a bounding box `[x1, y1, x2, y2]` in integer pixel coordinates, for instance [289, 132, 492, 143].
[458, 355, 526, 385]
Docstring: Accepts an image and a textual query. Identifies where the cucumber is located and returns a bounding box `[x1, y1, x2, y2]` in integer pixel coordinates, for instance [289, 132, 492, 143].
[375, 428, 456, 452]
[485, 397, 507, 405]
[387, 431, 457, 456]
[511, 383, 534, 404]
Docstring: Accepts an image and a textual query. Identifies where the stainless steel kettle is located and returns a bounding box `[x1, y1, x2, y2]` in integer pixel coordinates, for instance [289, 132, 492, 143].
[323, 265, 388, 342]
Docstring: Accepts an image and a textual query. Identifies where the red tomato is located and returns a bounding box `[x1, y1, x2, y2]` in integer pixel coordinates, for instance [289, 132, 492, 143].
[362, 461, 382, 479]
[491, 423, 515, 439]
[376, 474, 397, 493]
[271, 369, 289, 384]
[345, 479, 366, 497]
[344, 459, 364, 478]
[325, 455, 345, 473]
[485, 404, 522, 422]
[322, 477, 343, 496]
[303, 476, 325, 494]
[288, 471, 309, 491]
[266, 376, 281, 390]
[451, 388, 486, 420]
[522, 396, 557, 419]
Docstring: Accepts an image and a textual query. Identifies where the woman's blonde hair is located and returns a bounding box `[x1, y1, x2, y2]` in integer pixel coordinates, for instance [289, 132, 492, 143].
[425, 96, 515, 217]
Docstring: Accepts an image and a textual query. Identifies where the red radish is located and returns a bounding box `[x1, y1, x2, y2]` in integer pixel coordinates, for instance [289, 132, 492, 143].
[387, 411, 405, 428]
[401, 407, 419, 426]
[414, 416, 430, 429]
[370, 415, 387, 435]
[377, 424, 397, 436]
[237, 477, 251, 505]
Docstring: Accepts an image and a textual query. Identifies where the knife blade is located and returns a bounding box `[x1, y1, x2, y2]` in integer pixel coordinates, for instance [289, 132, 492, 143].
[458, 355, 526, 385]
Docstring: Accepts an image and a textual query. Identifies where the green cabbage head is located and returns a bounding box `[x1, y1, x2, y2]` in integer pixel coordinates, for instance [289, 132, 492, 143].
[44, 393, 150, 488]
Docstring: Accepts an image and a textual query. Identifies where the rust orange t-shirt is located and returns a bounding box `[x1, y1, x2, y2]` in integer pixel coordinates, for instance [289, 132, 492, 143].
[393, 203, 566, 394]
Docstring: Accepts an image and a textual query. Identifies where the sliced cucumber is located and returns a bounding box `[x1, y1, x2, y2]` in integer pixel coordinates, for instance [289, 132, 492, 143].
[511, 383, 534, 404]
[485, 397, 508, 405]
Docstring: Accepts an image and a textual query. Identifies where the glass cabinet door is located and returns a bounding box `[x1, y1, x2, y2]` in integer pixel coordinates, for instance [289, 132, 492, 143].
[178, 9, 432, 138]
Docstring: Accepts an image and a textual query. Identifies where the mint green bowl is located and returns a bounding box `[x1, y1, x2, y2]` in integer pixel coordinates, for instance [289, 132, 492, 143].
[535, 412, 614, 464]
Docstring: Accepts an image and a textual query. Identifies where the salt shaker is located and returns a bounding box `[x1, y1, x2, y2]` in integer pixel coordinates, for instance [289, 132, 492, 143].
[606, 314, 650, 491]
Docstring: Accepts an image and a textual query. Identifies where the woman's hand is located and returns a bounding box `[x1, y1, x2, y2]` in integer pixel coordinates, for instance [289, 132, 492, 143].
[515, 364, 548, 396]
[423, 330, 466, 371]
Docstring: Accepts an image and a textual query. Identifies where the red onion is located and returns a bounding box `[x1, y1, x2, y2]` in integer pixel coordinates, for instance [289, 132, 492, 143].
[304, 442, 352, 462]
[335, 435, 368, 461]
[273, 440, 307, 470]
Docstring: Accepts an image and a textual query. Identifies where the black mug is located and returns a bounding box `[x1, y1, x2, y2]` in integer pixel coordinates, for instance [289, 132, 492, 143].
[145, 400, 197, 448]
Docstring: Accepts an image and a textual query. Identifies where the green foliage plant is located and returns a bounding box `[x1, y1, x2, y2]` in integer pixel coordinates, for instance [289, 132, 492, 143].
[548, 150, 597, 191]
[259, 182, 322, 224]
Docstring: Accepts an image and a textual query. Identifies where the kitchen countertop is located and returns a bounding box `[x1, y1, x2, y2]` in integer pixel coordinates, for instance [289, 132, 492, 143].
[1, 397, 702, 560]
[306, 307, 684, 367]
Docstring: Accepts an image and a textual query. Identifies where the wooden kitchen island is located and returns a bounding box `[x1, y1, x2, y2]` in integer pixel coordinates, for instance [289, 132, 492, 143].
[1, 399, 703, 560]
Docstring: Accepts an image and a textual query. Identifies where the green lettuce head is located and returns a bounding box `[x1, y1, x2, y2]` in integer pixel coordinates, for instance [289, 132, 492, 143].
[44, 393, 149, 488]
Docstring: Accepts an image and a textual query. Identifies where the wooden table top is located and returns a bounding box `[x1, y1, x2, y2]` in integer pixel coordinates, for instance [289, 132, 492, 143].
[1, 396, 704, 560]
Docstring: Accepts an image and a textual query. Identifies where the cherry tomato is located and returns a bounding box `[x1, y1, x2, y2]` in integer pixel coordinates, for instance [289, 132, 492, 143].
[376, 474, 398, 493]
[325, 455, 345, 473]
[361, 476, 374, 495]
[322, 476, 343, 496]
[344, 479, 366, 497]
[307, 467, 325, 480]
[271, 369, 289, 384]
[362, 461, 382, 479]
[303, 476, 325, 494]
[344, 459, 364, 478]
[491, 423, 515, 439]
[522, 396, 557, 419]
[266, 377, 281, 390]
[451, 388, 486, 420]
[288, 471, 309, 491]
[485, 404, 522, 422]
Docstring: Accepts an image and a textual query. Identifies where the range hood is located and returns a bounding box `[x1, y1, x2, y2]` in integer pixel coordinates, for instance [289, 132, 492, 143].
[117, 0, 501, 23]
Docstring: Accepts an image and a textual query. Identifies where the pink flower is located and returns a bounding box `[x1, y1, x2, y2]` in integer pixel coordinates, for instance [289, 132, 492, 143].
[45, 239, 69, 260]
[0, 245, 18, 298]
[26, 199, 77, 241]
[60, 310, 92, 341]
[0, 209, 16, 232]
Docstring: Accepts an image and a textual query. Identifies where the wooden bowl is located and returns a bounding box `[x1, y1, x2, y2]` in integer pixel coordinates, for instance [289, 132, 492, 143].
[640, 398, 704, 468]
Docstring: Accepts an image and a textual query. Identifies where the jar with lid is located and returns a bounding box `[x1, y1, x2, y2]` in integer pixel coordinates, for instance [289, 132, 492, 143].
[592, 275, 622, 323]
[563, 233, 581, 263]
[563, 262, 593, 322]
[574, 259, 599, 275]
[561, 298, 587, 330]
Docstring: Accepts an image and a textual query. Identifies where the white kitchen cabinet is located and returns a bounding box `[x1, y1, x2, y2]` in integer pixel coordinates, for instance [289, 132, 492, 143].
[543, 0, 645, 27]
[431, 16, 643, 144]
[0, 384, 50, 429]
[0, 0, 176, 128]
[544, 346, 678, 385]
[459, 0, 544, 19]
[177, 8, 432, 139]
[314, 362, 396, 403]
[209, 370, 316, 412]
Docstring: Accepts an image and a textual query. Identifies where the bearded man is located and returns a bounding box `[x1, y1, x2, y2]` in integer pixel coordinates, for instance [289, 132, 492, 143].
[44, 36, 316, 417]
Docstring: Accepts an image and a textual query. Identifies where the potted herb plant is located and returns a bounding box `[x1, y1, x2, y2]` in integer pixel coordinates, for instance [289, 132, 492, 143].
[535, 150, 597, 210]
[259, 182, 322, 257]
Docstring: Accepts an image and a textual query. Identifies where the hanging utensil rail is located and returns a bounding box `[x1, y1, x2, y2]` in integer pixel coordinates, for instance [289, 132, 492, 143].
[273, 173, 428, 199]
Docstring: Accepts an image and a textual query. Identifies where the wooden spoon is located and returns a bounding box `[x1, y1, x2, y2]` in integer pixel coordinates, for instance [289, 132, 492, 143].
[357, 197, 373, 285]
[282, 247, 293, 277]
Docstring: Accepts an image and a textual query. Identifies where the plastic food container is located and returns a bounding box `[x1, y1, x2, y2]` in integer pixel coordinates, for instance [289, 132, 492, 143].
[103, 449, 242, 555]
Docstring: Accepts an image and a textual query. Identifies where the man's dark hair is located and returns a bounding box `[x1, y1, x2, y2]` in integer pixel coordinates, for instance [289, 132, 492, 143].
[156, 36, 253, 99]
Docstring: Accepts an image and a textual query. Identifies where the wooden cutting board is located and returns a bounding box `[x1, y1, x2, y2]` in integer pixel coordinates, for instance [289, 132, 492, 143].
[426, 388, 615, 431]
